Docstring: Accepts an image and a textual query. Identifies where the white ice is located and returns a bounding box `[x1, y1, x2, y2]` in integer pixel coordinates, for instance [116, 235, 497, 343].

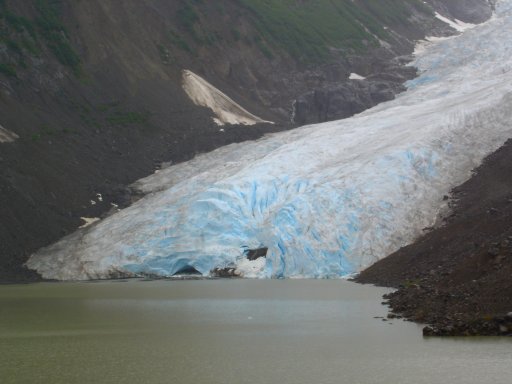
[27, 1, 512, 280]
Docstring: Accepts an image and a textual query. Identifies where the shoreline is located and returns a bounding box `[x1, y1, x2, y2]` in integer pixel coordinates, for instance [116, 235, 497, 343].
[357, 139, 512, 336]
[3, 4, 506, 338]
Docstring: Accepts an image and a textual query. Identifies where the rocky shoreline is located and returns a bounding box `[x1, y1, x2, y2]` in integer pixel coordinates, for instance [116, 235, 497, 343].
[357, 139, 512, 336]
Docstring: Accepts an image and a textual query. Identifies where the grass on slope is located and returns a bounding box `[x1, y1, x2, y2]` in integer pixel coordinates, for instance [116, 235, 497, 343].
[0, 0, 81, 75]
[236, 0, 432, 62]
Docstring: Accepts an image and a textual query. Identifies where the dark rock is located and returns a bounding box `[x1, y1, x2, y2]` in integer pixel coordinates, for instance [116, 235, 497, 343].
[172, 265, 202, 276]
[427, 0, 494, 24]
[357, 141, 512, 335]
[291, 65, 415, 125]
[245, 247, 268, 261]
[211, 266, 240, 278]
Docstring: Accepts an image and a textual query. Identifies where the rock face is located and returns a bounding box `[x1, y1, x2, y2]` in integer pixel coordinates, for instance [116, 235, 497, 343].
[427, 0, 495, 23]
[245, 248, 268, 261]
[293, 62, 416, 125]
[292, 0, 496, 125]
[357, 139, 512, 336]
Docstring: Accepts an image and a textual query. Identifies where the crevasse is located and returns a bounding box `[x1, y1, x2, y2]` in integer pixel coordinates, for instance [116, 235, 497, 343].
[28, 1, 512, 280]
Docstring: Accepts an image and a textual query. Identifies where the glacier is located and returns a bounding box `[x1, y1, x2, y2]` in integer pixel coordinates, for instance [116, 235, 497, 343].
[27, 1, 512, 280]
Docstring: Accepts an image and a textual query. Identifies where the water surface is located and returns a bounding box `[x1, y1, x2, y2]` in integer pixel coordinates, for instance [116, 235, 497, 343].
[1, 280, 511, 383]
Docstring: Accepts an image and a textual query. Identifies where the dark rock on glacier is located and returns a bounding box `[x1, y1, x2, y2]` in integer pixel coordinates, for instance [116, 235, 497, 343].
[245, 248, 268, 261]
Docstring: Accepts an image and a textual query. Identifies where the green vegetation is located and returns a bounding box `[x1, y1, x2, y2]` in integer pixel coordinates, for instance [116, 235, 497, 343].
[30, 124, 65, 141]
[175, 3, 218, 46]
[236, 0, 430, 62]
[0, 62, 17, 77]
[0, 0, 81, 75]
[177, 4, 200, 34]
[74, 103, 100, 128]
[238, 0, 369, 60]
[0, 0, 433, 76]
[3, 11, 36, 38]
[157, 43, 172, 65]
[106, 111, 150, 126]
[68, 101, 149, 130]
[166, 0, 431, 64]
[167, 29, 191, 53]
[6, 38, 21, 54]
[34, 0, 81, 72]
[253, 35, 273, 59]
[96, 101, 119, 112]
[177, 3, 204, 44]
[20, 38, 40, 55]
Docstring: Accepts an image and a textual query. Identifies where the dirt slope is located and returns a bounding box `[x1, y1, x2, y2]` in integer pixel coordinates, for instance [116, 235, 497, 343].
[357, 139, 512, 336]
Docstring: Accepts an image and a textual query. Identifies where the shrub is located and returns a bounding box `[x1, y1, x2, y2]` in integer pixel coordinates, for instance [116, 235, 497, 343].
[0, 62, 17, 77]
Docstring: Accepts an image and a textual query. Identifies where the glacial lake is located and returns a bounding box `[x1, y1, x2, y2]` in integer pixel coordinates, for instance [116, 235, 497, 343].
[1, 280, 511, 384]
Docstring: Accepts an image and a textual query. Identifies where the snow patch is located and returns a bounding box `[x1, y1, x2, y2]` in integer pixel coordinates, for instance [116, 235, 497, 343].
[79, 217, 100, 229]
[349, 73, 366, 80]
[0, 124, 18, 143]
[435, 12, 476, 32]
[182, 70, 273, 126]
[413, 36, 450, 57]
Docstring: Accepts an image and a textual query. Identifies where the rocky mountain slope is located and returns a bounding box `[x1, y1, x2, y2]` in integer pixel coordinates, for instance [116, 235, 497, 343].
[0, 0, 495, 281]
[357, 139, 512, 336]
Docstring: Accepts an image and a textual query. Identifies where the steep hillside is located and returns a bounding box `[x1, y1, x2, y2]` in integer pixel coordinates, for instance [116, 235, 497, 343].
[357, 139, 512, 336]
[0, 0, 495, 281]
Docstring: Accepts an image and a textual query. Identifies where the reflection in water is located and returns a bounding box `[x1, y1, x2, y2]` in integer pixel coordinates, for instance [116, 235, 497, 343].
[1, 280, 511, 384]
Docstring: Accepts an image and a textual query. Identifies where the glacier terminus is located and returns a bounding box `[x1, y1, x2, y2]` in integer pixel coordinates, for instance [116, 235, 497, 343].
[27, 1, 512, 280]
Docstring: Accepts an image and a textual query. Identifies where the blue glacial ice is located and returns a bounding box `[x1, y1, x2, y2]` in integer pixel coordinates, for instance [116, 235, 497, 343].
[27, 1, 512, 279]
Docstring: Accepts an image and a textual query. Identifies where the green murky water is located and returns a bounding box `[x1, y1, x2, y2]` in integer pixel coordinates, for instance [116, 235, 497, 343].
[1, 280, 511, 383]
